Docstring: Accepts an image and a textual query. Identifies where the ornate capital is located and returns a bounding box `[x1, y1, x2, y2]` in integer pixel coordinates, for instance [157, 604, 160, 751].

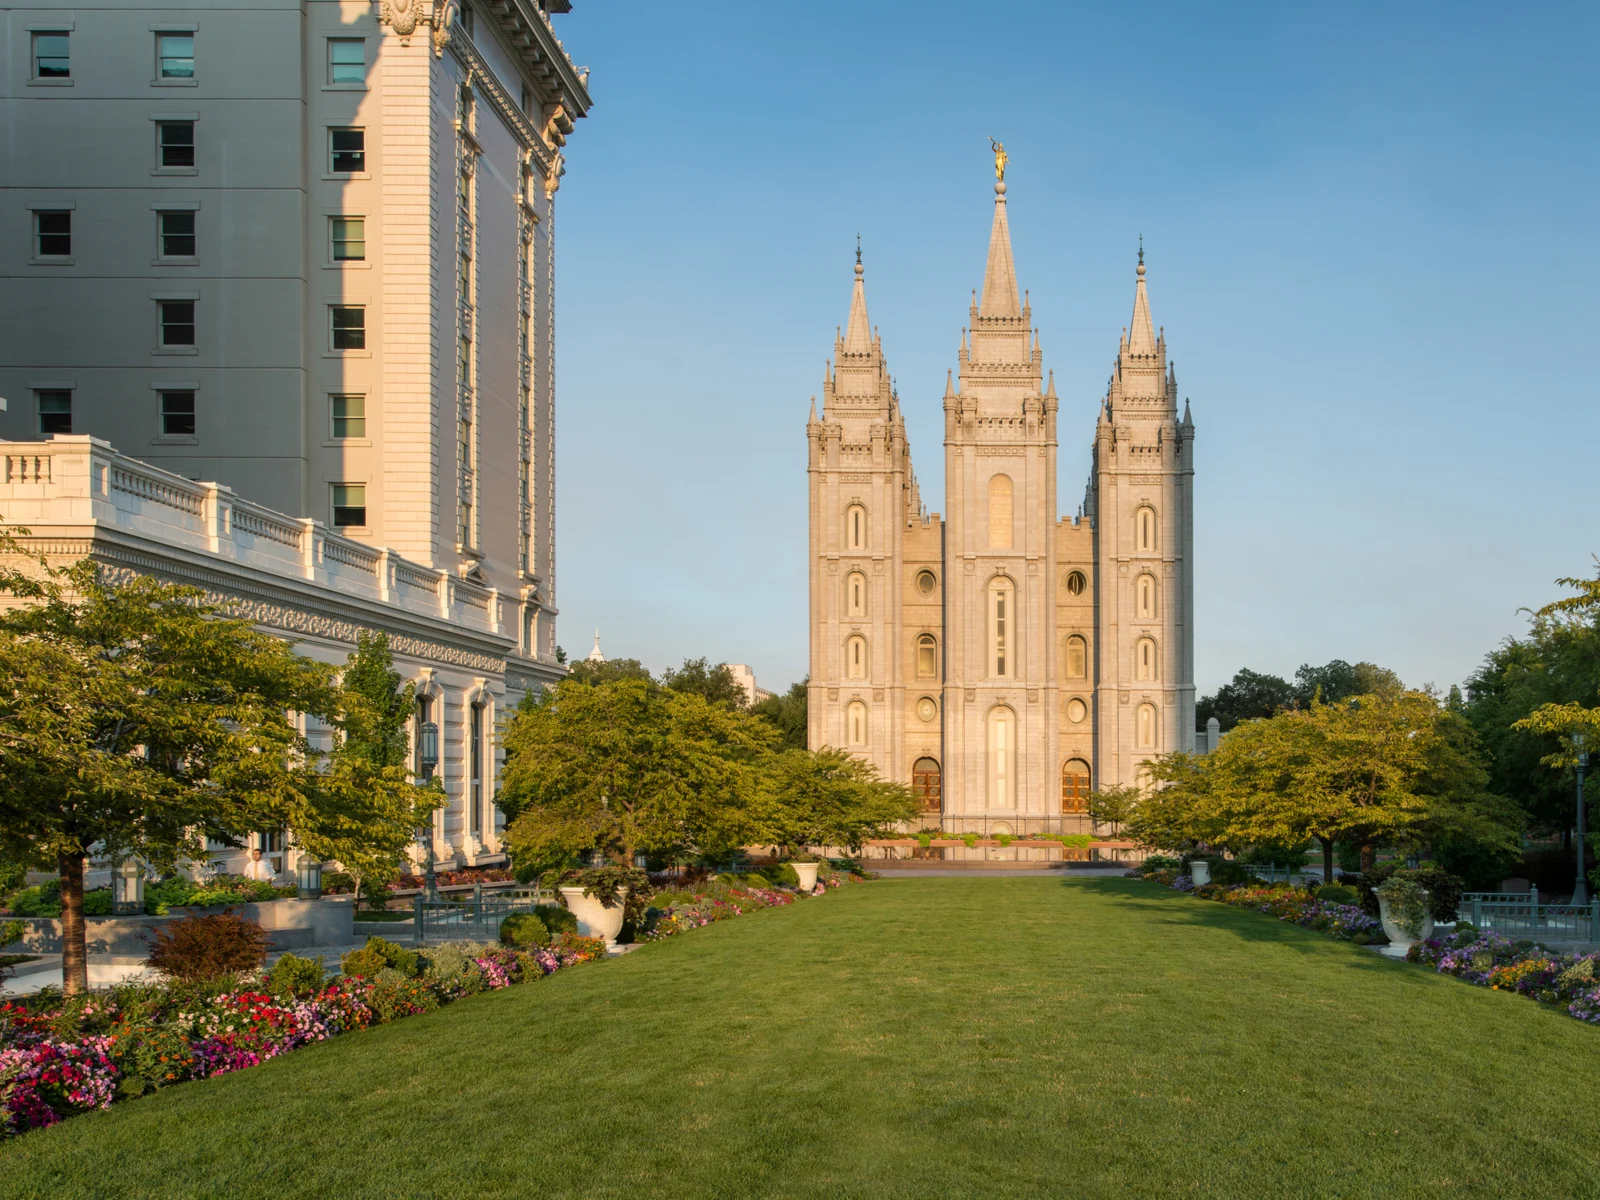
[379, 0, 421, 43]
[432, 0, 458, 58]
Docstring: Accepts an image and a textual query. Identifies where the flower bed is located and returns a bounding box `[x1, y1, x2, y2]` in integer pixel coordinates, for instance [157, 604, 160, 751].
[1141, 872, 1384, 942]
[639, 864, 861, 941]
[1408, 930, 1600, 1023]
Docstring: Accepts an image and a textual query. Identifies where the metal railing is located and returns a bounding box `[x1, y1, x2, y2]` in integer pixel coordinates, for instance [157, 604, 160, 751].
[1461, 891, 1600, 943]
[410, 885, 545, 945]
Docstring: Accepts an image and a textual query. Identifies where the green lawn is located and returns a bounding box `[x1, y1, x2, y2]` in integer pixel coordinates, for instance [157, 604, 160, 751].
[4, 877, 1597, 1199]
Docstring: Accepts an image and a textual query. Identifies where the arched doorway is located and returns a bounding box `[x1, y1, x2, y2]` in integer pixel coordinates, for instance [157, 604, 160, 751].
[1061, 759, 1090, 814]
[912, 757, 941, 813]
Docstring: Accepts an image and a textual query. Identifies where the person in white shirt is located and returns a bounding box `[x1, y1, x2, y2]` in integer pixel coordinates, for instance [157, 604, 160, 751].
[243, 847, 274, 883]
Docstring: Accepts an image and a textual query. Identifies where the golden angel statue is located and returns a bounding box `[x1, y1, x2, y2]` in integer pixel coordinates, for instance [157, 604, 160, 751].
[989, 138, 1008, 183]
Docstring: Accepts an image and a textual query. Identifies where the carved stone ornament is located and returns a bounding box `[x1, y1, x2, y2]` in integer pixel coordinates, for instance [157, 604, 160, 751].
[380, 0, 420, 43]
[432, 0, 458, 57]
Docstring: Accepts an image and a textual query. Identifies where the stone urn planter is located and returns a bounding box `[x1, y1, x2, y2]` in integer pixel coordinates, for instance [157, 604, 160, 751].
[1189, 860, 1211, 886]
[1377, 890, 1433, 950]
[559, 886, 628, 947]
[791, 862, 819, 892]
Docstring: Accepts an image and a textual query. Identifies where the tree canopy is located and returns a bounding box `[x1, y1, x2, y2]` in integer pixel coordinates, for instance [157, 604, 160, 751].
[751, 680, 808, 751]
[659, 657, 749, 710]
[1196, 660, 1406, 733]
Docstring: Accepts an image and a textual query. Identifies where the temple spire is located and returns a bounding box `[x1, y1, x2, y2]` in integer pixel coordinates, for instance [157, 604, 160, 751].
[842, 244, 871, 354]
[979, 179, 1020, 319]
[1128, 241, 1156, 354]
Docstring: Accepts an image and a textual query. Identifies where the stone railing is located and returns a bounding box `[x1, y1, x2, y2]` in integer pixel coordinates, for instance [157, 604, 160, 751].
[0, 437, 503, 638]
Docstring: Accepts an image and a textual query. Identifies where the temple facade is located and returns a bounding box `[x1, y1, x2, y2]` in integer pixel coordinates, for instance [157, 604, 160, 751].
[807, 167, 1197, 832]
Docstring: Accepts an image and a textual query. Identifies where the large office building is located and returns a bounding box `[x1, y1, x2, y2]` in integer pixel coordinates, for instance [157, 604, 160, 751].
[1, 0, 591, 869]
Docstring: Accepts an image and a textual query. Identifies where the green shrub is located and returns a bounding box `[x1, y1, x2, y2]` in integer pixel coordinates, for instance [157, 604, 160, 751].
[266, 952, 326, 999]
[760, 863, 801, 888]
[535, 904, 578, 935]
[916, 832, 932, 848]
[1, 918, 23, 948]
[8, 880, 62, 917]
[1316, 885, 1360, 906]
[1358, 863, 1462, 923]
[360, 935, 419, 977]
[996, 834, 1014, 847]
[146, 912, 269, 981]
[83, 888, 113, 916]
[500, 912, 549, 948]
[962, 834, 978, 848]
[340, 947, 387, 978]
[1139, 854, 1183, 875]
[1191, 857, 1250, 887]
[1239, 842, 1311, 871]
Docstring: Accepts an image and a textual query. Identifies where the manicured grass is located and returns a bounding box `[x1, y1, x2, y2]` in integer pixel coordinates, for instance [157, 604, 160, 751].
[4, 877, 1597, 1199]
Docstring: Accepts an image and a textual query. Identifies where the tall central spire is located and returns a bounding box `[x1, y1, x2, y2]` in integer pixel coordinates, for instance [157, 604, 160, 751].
[979, 180, 1020, 319]
[843, 240, 871, 354]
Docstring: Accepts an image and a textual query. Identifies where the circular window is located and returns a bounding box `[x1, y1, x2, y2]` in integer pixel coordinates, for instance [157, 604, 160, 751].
[1065, 570, 1086, 596]
[916, 570, 937, 596]
[916, 696, 938, 723]
[1067, 697, 1087, 724]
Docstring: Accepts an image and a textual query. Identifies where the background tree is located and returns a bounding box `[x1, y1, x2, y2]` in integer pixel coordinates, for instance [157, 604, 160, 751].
[757, 747, 917, 852]
[659, 657, 749, 710]
[1293, 660, 1403, 706]
[499, 678, 775, 877]
[1086, 784, 1141, 836]
[1196, 668, 1296, 733]
[0, 561, 337, 994]
[752, 680, 808, 751]
[566, 656, 654, 686]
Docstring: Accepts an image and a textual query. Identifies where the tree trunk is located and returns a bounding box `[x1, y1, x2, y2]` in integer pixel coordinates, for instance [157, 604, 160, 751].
[1360, 844, 1376, 873]
[1320, 838, 1335, 887]
[352, 872, 363, 915]
[59, 850, 88, 996]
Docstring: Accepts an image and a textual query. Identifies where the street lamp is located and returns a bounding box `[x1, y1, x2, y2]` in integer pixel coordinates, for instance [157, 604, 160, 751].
[418, 718, 440, 900]
[296, 856, 324, 899]
[1574, 732, 1589, 906]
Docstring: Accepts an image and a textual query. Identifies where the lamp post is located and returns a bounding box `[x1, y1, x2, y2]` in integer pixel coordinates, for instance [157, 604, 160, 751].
[418, 718, 440, 900]
[296, 856, 324, 899]
[1574, 732, 1589, 906]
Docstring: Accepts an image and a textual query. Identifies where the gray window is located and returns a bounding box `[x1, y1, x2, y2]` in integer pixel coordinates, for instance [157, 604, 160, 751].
[331, 484, 366, 528]
[160, 391, 195, 436]
[329, 128, 364, 173]
[330, 217, 365, 261]
[328, 38, 365, 85]
[35, 211, 71, 257]
[330, 306, 365, 350]
[331, 395, 365, 439]
[33, 32, 69, 79]
[159, 211, 195, 257]
[160, 300, 195, 347]
[158, 121, 194, 168]
[37, 391, 71, 435]
[156, 33, 194, 79]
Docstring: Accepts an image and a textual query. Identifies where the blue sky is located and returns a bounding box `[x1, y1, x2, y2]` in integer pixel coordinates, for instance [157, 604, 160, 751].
[551, 0, 1598, 698]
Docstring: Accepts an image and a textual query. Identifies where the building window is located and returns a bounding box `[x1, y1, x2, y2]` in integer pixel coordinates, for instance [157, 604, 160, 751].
[913, 757, 941, 813]
[158, 121, 195, 168]
[845, 504, 866, 551]
[1137, 573, 1157, 619]
[470, 700, 485, 838]
[846, 571, 866, 617]
[989, 577, 1014, 678]
[1065, 570, 1086, 596]
[33, 32, 70, 79]
[156, 33, 194, 79]
[847, 700, 868, 747]
[1136, 637, 1158, 681]
[331, 394, 365, 439]
[331, 216, 365, 262]
[329, 127, 365, 173]
[1066, 697, 1088, 724]
[987, 706, 1016, 809]
[158, 211, 195, 257]
[328, 38, 366, 85]
[917, 696, 938, 723]
[1061, 760, 1090, 813]
[160, 390, 195, 436]
[1137, 702, 1158, 750]
[160, 300, 195, 347]
[34, 211, 71, 257]
[36, 391, 71, 435]
[916, 570, 936, 596]
[330, 306, 365, 350]
[1065, 634, 1087, 680]
[846, 635, 867, 680]
[331, 484, 366, 528]
[917, 634, 937, 679]
[1136, 505, 1156, 552]
[988, 474, 1014, 550]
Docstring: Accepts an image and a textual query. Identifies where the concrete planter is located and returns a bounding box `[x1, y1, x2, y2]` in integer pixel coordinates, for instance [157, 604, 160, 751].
[2, 897, 354, 955]
[560, 886, 628, 947]
[1377, 891, 1433, 950]
[791, 862, 819, 891]
[1189, 861, 1211, 886]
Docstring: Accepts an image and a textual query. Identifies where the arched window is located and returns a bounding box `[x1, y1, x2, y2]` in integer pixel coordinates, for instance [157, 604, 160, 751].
[847, 700, 868, 746]
[1061, 759, 1090, 813]
[846, 504, 867, 551]
[1137, 573, 1157, 619]
[987, 706, 1016, 809]
[988, 474, 1014, 550]
[916, 633, 937, 678]
[846, 635, 867, 680]
[1137, 702, 1158, 749]
[1064, 634, 1087, 680]
[846, 571, 867, 617]
[913, 757, 941, 812]
[1135, 505, 1156, 552]
[988, 577, 1014, 678]
[1136, 636, 1158, 681]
